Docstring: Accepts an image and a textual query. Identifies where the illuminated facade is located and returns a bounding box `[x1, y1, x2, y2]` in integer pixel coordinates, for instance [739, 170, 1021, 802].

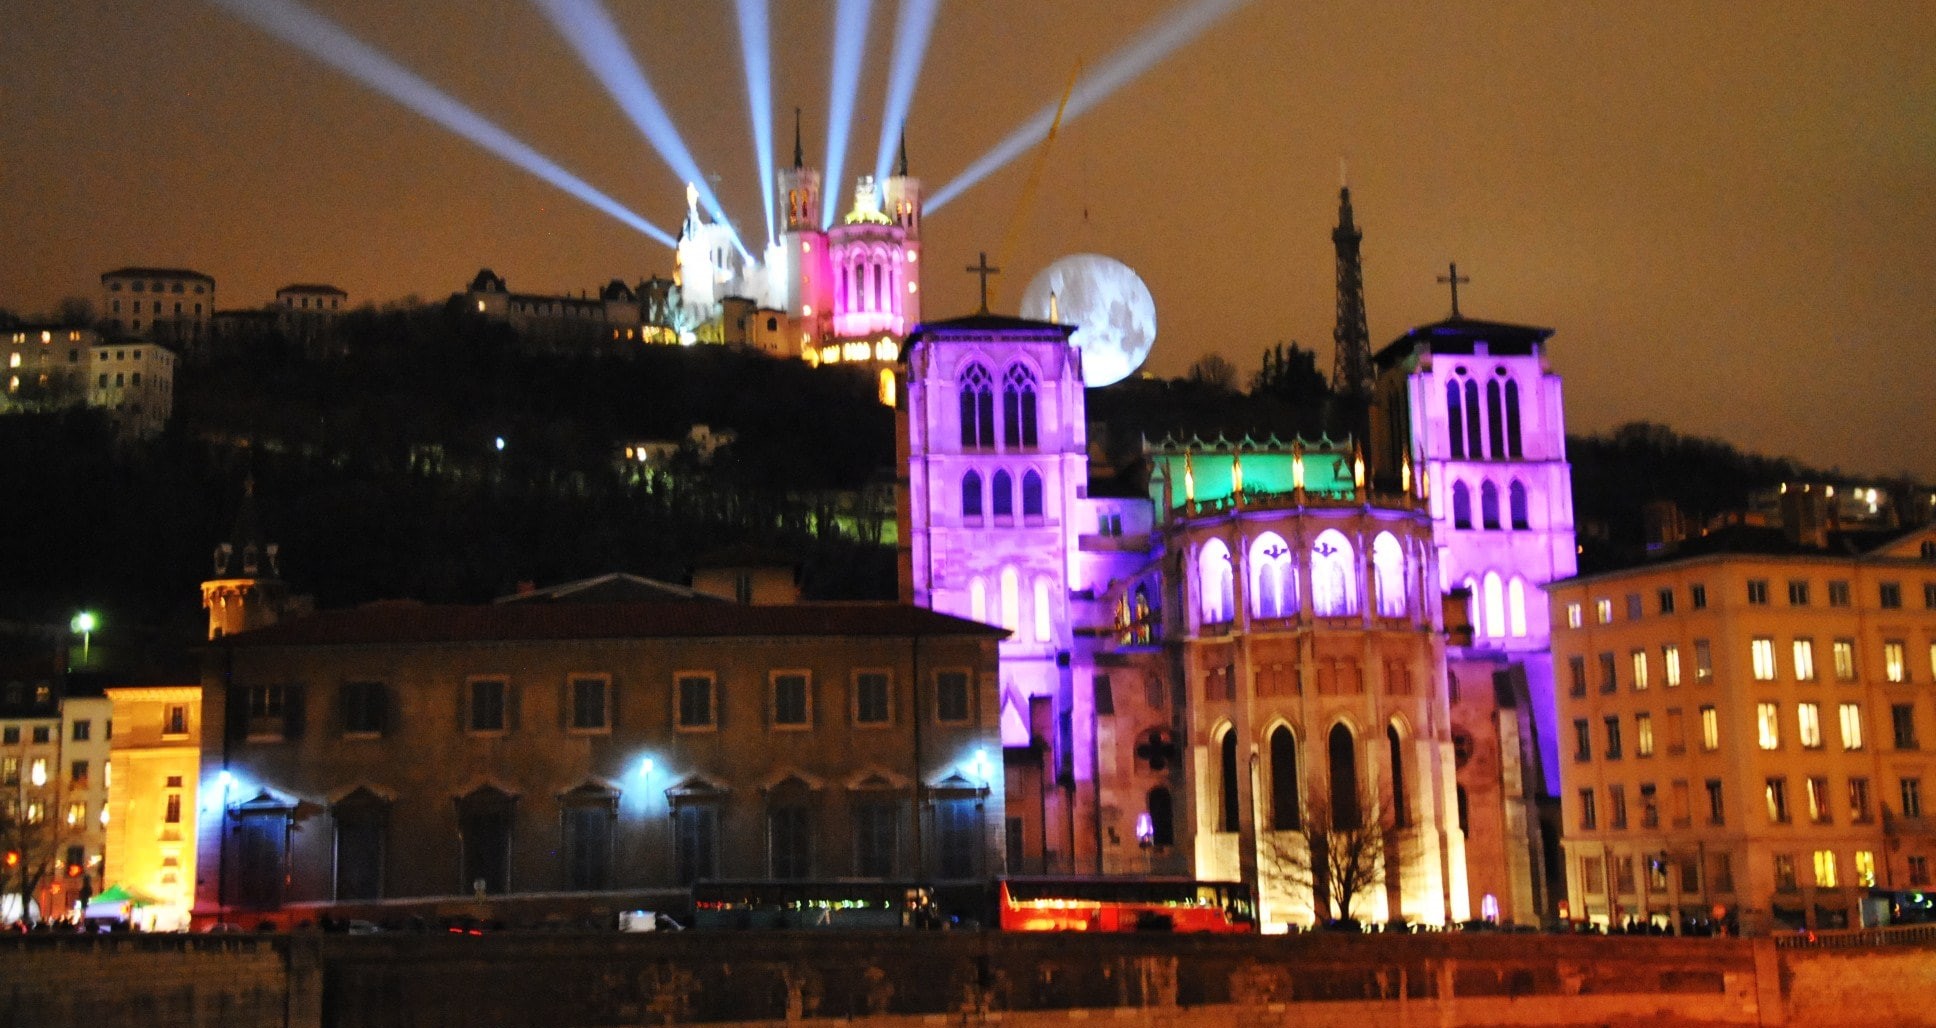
[1549, 525, 1936, 934]
[899, 310, 1476, 928]
[2, 325, 174, 438]
[1371, 315, 1578, 923]
[103, 685, 200, 931]
[192, 599, 1004, 923]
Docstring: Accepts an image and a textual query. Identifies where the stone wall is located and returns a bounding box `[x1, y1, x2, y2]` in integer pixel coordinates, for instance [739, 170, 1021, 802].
[5, 928, 1935, 1026]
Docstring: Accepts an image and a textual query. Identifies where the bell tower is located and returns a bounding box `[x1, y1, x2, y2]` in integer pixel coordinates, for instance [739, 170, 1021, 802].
[200, 477, 293, 640]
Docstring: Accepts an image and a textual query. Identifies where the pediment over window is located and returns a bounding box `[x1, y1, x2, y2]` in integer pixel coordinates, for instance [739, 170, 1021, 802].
[665, 772, 731, 800]
[451, 775, 521, 802]
[233, 787, 297, 813]
[559, 778, 622, 803]
[844, 765, 912, 791]
[326, 782, 397, 807]
[757, 766, 826, 792]
[928, 770, 986, 795]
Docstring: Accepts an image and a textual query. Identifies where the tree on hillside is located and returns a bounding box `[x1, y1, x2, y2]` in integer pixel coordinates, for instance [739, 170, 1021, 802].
[1249, 342, 1329, 408]
[1186, 354, 1239, 393]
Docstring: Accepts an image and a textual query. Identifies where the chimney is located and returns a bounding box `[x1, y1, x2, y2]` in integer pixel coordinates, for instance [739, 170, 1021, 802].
[1778, 484, 1830, 549]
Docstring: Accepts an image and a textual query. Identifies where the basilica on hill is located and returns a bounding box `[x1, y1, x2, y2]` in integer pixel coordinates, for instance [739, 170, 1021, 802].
[180, 137, 1577, 933]
[897, 185, 1577, 929]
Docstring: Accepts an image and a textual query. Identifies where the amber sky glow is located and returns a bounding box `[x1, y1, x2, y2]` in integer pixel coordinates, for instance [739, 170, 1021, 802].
[3, 2, 1931, 477]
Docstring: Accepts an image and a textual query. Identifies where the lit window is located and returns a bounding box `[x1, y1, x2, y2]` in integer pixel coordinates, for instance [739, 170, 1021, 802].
[1373, 532, 1407, 618]
[1751, 637, 1776, 681]
[1311, 530, 1359, 617]
[1807, 776, 1831, 823]
[1792, 639, 1816, 681]
[999, 567, 1021, 634]
[1635, 713, 1654, 757]
[1855, 850, 1877, 888]
[1565, 602, 1582, 629]
[1757, 702, 1780, 750]
[1695, 639, 1713, 681]
[1595, 599, 1612, 624]
[1839, 703, 1864, 750]
[1663, 645, 1683, 687]
[1885, 641, 1907, 683]
[1850, 778, 1873, 822]
[1797, 702, 1822, 749]
[1482, 572, 1505, 638]
[1765, 777, 1789, 822]
[1813, 850, 1838, 888]
[1833, 639, 1857, 681]
[1630, 649, 1649, 691]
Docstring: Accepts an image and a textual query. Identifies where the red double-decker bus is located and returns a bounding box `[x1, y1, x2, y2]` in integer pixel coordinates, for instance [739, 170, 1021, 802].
[996, 877, 1254, 933]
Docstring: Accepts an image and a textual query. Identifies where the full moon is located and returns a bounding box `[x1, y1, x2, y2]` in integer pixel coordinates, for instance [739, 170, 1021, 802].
[1019, 254, 1157, 388]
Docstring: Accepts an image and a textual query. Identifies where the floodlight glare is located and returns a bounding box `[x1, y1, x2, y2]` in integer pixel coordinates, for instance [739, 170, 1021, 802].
[734, 0, 778, 246]
[928, 0, 1254, 212]
[532, 0, 747, 258]
[820, 0, 875, 227]
[209, 0, 675, 245]
[872, 0, 941, 185]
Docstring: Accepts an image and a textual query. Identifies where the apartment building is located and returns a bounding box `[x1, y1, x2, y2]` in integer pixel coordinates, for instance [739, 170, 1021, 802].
[1549, 520, 1936, 934]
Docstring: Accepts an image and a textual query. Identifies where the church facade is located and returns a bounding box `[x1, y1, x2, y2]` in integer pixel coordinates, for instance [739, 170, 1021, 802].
[897, 194, 1577, 930]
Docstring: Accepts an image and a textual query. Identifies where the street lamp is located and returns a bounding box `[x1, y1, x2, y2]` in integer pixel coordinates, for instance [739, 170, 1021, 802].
[70, 611, 97, 666]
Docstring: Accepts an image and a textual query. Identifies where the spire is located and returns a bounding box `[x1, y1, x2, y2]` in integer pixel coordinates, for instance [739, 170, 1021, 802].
[1330, 185, 1373, 401]
[897, 131, 909, 178]
[792, 107, 804, 169]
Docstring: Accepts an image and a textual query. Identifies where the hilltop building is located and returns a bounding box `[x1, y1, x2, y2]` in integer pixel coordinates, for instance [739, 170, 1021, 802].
[99, 267, 213, 359]
[3, 324, 176, 438]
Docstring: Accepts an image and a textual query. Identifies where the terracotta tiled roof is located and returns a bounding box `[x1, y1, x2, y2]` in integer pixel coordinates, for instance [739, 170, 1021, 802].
[215, 601, 1005, 648]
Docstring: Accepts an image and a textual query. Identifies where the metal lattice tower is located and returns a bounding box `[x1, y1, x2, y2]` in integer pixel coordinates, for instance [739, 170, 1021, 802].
[1330, 186, 1373, 399]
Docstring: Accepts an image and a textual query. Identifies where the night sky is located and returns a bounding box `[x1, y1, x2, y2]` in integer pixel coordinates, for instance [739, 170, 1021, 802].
[3, 1, 1930, 478]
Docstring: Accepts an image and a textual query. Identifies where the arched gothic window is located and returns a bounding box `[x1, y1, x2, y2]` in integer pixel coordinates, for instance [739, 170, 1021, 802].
[1387, 724, 1409, 827]
[1328, 724, 1360, 831]
[958, 364, 994, 447]
[1199, 538, 1234, 625]
[872, 262, 883, 312]
[961, 471, 983, 518]
[1248, 532, 1295, 619]
[991, 470, 1014, 517]
[1462, 576, 1481, 637]
[1480, 480, 1501, 529]
[1445, 379, 1465, 459]
[1311, 529, 1358, 617]
[1269, 726, 1300, 831]
[999, 567, 1020, 633]
[969, 576, 988, 623]
[1504, 380, 1523, 458]
[1463, 379, 1483, 459]
[1452, 481, 1472, 529]
[1002, 364, 1039, 448]
[1486, 378, 1505, 458]
[1509, 480, 1529, 529]
[1218, 727, 1240, 832]
[1021, 470, 1044, 518]
[1372, 531, 1407, 618]
[1483, 571, 1506, 639]
[1507, 576, 1529, 637]
[1033, 576, 1053, 642]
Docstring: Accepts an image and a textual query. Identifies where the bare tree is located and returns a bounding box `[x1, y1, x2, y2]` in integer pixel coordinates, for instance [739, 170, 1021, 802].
[54, 297, 94, 328]
[1185, 354, 1239, 393]
[2, 765, 86, 923]
[1259, 785, 1406, 926]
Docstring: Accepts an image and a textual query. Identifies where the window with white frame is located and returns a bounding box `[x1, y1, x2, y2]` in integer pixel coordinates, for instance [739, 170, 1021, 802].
[1839, 702, 1864, 750]
[1797, 702, 1822, 749]
[1663, 645, 1683, 687]
[1757, 702, 1780, 749]
[1792, 639, 1816, 681]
